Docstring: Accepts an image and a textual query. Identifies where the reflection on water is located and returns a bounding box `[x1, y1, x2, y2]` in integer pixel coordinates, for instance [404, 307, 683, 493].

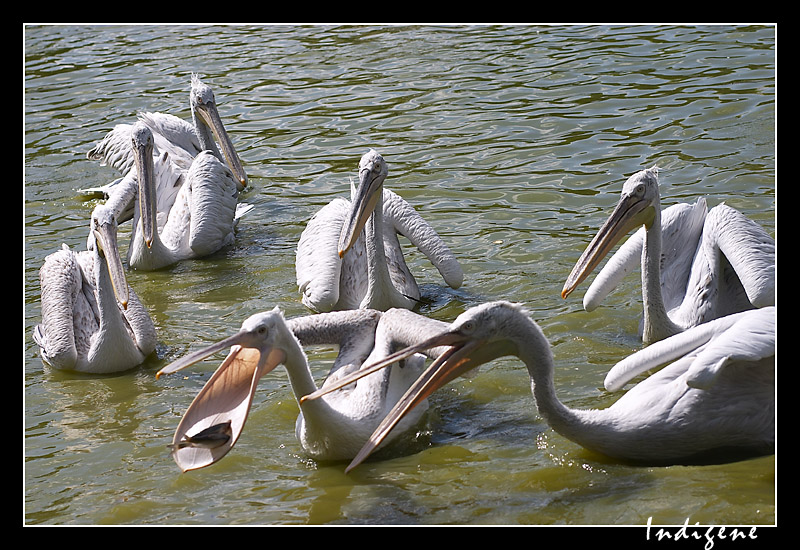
[24, 24, 775, 525]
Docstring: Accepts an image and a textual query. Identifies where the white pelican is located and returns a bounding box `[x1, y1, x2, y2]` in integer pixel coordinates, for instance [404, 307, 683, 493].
[155, 307, 450, 472]
[84, 74, 248, 222]
[306, 302, 774, 471]
[86, 73, 247, 190]
[296, 149, 463, 312]
[33, 203, 157, 374]
[125, 122, 248, 271]
[561, 167, 775, 344]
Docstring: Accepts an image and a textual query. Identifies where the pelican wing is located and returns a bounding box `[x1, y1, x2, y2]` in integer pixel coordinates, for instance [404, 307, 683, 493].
[296, 198, 351, 312]
[604, 307, 775, 392]
[86, 123, 138, 175]
[381, 189, 463, 289]
[584, 199, 707, 312]
[287, 309, 383, 374]
[706, 204, 775, 309]
[173, 151, 238, 257]
[34, 245, 89, 369]
[137, 111, 202, 166]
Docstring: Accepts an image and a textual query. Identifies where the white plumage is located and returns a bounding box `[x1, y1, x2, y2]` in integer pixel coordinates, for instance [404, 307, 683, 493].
[125, 122, 249, 271]
[33, 203, 157, 374]
[562, 167, 775, 344]
[296, 149, 463, 312]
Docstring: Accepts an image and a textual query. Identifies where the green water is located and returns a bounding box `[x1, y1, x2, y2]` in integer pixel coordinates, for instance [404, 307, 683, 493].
[24, 24, 776, 526]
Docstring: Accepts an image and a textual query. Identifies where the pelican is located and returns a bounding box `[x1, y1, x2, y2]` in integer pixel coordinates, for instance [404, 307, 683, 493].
[84, 74, 247, 222]
[125, 122, 247, 271]
[156, 307, 450, 472]
[86, 73, 247, 190]
[561, 167, 775, 344]
[33, 203, 157, 374]
[305, 302, 774, 471]
[296, 149, 463, 312]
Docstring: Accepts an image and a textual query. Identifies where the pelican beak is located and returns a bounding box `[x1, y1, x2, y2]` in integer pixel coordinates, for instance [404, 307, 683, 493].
[195, 100, 248, 188]
[561, 192, 655, 299]
[342, 330, 493, 472]
[337, 159, 385, 258]
[132, 129, 157, 250]
[299, 328, 490, 472]
[92, 212, 130, 309]
[156, 332, 286, 472]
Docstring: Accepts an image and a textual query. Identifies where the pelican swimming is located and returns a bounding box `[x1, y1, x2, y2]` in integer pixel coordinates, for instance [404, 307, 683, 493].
[306, 302, 774, 471]
[33, 202, 157, 374]
[125, 121, 248, 271]
[156, 307, 450, 472]
[86, 73, 247, 189]
[296, 149, 463, 312]
[561, 167, 775, 344]
[84, 74, 248, 222]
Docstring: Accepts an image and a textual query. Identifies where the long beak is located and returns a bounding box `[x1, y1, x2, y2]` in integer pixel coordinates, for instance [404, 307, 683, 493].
[132, 134, 157, 249]
[561, 193, 655, 299]
[156, 333, 285, 472]
[195, 101, 248, 188]
[93, 216, 129, 309]
[337, 164, 384, 258]
[299, 331, 462, 404]
[343, 331, 488, 473]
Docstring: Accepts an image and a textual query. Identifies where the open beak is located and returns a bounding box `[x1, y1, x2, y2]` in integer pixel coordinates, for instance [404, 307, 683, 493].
[195, 100, 248, 188]
[337, 161, 384, 258]
[561, 192, 655, 300]
[93, 214, 129, 309]
[156, 332, 286, 472]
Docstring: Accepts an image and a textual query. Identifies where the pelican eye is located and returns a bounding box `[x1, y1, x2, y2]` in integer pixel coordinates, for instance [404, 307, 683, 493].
[459, 321, 477, 335]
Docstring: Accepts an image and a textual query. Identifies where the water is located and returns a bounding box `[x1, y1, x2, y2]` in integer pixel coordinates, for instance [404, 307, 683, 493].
[23, 24, 776, 526]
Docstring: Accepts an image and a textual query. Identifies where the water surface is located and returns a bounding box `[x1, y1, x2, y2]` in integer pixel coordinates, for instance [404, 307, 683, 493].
[24, 24, 776, 526]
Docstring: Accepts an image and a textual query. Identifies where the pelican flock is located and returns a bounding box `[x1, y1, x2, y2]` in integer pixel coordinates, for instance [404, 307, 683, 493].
[562, 167, 775, 344]
[296, 148, 463, 312]
[155, 307, 450, 471]
[32, 70, 775, 482]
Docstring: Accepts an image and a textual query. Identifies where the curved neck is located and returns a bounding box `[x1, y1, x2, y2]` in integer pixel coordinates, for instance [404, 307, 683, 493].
[280, 330, 320, 401]
[512, 316, 616, 453]
[641, 209, 681, 343]
[515, 319, 587, 438]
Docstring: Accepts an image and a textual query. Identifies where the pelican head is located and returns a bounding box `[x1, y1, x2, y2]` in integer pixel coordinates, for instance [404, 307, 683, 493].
[89, 203, 130, 309]
[156, 307, 295, 472]
[561, 167, 660, 299]
[189, 74, 248, 188]
[337, 149, 389, 258]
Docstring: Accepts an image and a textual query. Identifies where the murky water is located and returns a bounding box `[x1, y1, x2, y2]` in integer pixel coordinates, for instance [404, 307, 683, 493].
[24, 24, 776, 526]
